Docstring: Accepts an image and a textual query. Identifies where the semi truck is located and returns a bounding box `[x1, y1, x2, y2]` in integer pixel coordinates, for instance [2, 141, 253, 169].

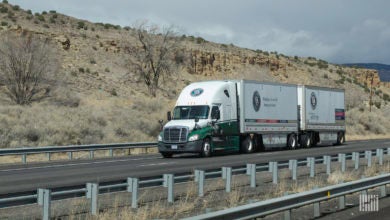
[157, 80, 345, 158]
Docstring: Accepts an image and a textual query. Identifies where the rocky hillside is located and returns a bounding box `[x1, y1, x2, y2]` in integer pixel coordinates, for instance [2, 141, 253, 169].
[0, 2, 389, 148]
[343, 63, 390, 82]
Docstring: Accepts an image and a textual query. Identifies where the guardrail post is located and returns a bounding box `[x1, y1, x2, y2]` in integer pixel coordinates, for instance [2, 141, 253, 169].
[338, 180, 345, 210]
[195, 170, 205, 197]
[291, 160, 297, 181]
[308, 157, 315, 177]
[323, 156, 331, 175]
[288, 160, 293, 170]
[246, 164, 256, 188]
[272, 162, 278, 184]
[338, 153, 343, 162]
[377, 149, 383, 165]
[89, 150, 94, 159]
[38, 188, 51, 220]
[323, 155, 327, 164]
[222, 167, 227, 179]
[339, 153, 346, 172]
[22, 153, 27, 164]
[284, 192, 291, 220]
[268, 162, 273, 172]
[387, 147, 390, 156]
[380, 184, 387, 198]
[353, 152, 359, 169]
[339, 195, 345, 210]
[46, 152, 51, 161]
[365, 151, 372, 167]
[359, 176, 369, 197]
[195, 170, 200, 182]
[68, 152, 73, 160]
[127, 177, 139, 208]
[109, 149, 114, 157]
[163, 174, 174, 203]
[222, 167, 232, 192]
[313, 187, 320, 218]
[86, 183, 99, 215]
[306, 158, 310, 167]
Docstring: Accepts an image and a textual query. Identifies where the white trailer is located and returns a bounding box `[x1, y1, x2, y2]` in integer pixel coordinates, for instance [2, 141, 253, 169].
[239, 81, 299, 148]
[297, 85, 346, 147]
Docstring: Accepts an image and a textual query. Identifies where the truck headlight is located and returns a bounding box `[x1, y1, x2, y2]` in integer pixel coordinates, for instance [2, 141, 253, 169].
[188, 134, 199, 141]
[158, 134, 162, 142]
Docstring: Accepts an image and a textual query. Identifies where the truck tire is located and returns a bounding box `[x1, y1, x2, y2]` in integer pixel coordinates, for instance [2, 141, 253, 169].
[287, 134, 297, 149]
[302, 134, 312, 148]
[200, 138, 211, 157]
[241, 136, 255, 153]
[161, 152, 173, 158]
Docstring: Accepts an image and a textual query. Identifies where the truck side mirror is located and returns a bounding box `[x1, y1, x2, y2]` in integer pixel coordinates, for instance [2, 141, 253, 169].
[212, 109, 220, 120]
[215, 110, 220, 120]
[158, 119, 164, 130]
[167, 111, 171, 121]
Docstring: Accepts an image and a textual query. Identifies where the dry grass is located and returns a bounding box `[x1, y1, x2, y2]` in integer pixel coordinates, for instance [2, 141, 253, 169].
[346, 134, 390, 141]
[364, 160, 390, 177]
[327, 170, 360, 184]
[0, 93, 171, 149]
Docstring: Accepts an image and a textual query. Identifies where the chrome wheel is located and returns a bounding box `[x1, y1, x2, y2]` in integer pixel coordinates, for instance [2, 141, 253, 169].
[200, 139, 211, 157]
[288, 134, 297, 149]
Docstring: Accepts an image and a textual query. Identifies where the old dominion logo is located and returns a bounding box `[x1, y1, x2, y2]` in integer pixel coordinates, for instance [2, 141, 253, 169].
[253, 91, 261, 112]
[310, 92, 317, 110]
[190, 88, 204, 97]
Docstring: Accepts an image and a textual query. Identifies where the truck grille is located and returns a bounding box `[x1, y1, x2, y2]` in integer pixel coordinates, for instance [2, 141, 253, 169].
[163, 127, 188, 143]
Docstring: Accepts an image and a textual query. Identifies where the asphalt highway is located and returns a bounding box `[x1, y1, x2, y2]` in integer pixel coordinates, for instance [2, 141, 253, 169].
[0, 139, 389, 195]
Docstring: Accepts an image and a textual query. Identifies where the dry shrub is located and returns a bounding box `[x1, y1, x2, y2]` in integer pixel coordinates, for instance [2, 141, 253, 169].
[346, 107, 390, 135]
[50, 88, 81, 107]
[290, 177, 325, 193]
[327, 170, 359, 184]
[226, 188, 245, 208]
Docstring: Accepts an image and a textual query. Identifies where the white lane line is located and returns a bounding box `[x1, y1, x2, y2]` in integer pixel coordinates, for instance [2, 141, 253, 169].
[0, 156, 162, 172]
[256, 152, 276, 156]
[334, 146, 347, 149]
[137, 162, 176, 167]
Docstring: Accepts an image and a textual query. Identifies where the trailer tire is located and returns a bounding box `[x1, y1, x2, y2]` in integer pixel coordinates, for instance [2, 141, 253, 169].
[336, 132, 345, 145]
[200, 138, 211, 157]
[241, 136, 255, 153]
[302, 134, 312, 148]
[287, 134, 297, 149]
[161, 152, 173, 158]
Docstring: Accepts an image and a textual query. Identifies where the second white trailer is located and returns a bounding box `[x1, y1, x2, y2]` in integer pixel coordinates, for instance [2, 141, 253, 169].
[297, 85, 346, 147]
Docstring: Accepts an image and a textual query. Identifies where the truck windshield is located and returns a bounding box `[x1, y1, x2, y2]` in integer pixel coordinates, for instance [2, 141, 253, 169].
[173, 106, 210, 120]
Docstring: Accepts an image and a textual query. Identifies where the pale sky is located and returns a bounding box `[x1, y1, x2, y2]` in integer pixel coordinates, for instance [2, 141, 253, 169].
[8, 0, 390, 65]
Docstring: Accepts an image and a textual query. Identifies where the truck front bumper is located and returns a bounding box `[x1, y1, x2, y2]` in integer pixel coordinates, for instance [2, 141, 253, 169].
[158, 140, 203, 154]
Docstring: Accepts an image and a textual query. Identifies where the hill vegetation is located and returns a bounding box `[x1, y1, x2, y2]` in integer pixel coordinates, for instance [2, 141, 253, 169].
[0, 2, 389, 148]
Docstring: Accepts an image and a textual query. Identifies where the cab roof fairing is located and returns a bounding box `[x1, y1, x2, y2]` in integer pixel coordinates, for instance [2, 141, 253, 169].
[175, 81, 231, 106]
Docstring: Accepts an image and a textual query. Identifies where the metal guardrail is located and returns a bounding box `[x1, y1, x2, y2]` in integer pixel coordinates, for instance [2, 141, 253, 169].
[184, 173, 390, 220]
[0, 147, 389, 220]
[0, 142, 158, 164]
